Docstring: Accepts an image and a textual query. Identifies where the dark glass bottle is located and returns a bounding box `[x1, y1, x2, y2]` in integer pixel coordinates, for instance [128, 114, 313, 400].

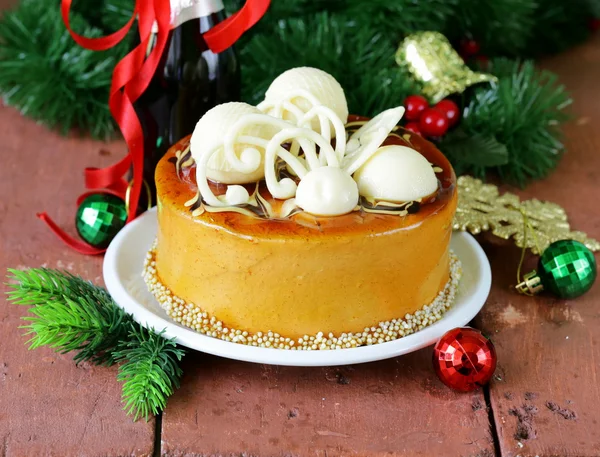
[134, 1, 241, 204]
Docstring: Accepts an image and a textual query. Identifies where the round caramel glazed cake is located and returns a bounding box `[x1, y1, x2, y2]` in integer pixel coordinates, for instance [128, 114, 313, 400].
[152, 125, 457, 340]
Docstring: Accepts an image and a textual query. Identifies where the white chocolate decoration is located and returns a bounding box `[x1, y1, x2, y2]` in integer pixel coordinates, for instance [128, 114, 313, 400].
[342, 106, 405, 175]
[224, 185, 250, 206]
[295, 166, 359, 216]
[188, 73, 410, 217]
[193, 107, 341, 208]
[353, 145, 438, 202]
[190, 102, 276, 184]
[258, 67, 349, 137]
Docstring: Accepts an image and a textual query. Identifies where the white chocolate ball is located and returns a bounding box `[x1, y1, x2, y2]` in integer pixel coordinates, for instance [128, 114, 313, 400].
[262, 67, 348, 134]
[353, 145, 438, 202]
[190, 102, 275, 184]
[296, 166, 359, 217]
[224, 185, 250, 206]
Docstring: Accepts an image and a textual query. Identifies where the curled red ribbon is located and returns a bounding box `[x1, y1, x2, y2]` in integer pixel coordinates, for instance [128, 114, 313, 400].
[39, 0, 270, 255]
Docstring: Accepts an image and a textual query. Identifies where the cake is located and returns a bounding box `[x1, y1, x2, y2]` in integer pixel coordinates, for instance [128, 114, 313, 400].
[144, 67, 460, 350]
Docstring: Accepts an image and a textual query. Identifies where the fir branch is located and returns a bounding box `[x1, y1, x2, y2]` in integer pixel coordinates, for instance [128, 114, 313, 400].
[589, 0, 600, 17]
[342, 0, 456, 40]
[526, 0, 593, 57]
[6, 268, 131, 365]
[239, 12, 419, 117]
[7, 267, 112, 306]
[447, 0, 537, 56]
[441, 129, 509, 178]
[441, 59, 571, 186]
[6, 268, 185, 420]
[113, 327, 184, 421]
[225, 0, 337, 23]
[97, 0, 136, 33]
[0, 0, 127, 139]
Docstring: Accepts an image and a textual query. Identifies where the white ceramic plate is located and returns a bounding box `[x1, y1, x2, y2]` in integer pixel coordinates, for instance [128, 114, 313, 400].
[103, 208, 491, 367]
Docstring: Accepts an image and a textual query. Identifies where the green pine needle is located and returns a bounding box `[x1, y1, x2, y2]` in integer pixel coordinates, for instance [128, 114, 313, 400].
[6, 268, 129, 365]
[113, 328, 184, 421]
[0, 0, 581, 187]
[239, 12, 419, 116]
[342, 0, 457, 40]
[447, 0, 537, 56]
[440, 59, 571, 186]
[589, 0, 600, 17]
[5, 268, 185, 420]
[0, 0, 127, 139]
[440, 129, 509, 179]
[526, 0, 594, 57]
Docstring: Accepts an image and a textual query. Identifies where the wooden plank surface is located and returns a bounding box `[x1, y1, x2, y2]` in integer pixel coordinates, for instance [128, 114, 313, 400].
[476, 34, 600, 457]
[162, 352, 494, 457]
[0, 0, 598, 452]
[0, 108, 155, 456]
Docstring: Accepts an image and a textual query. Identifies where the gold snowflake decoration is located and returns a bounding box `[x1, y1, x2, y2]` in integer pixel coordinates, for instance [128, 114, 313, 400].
[454, 176, 600, 255]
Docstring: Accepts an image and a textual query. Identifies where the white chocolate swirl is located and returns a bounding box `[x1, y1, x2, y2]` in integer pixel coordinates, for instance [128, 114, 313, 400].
[189, 69, 410, 217]
[258, 67, 349, 137]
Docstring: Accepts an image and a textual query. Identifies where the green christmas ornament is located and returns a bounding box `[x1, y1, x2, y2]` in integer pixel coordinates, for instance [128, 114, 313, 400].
[517, 240, 597, 299]
[75, 194, 127, 249]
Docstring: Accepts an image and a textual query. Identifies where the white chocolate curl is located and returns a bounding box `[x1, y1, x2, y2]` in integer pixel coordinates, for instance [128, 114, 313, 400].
[353, 145, 438, 202]
[190, 103, 275, 184]
[190, 79, 410, 217]
[258, 67, 349, 137]
[342, 106, 405, 175]
[192, 103, 341, 207]
[296, 167, 359, 217]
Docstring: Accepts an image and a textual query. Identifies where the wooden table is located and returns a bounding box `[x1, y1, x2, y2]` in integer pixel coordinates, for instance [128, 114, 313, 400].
[1, 8, 599, 456]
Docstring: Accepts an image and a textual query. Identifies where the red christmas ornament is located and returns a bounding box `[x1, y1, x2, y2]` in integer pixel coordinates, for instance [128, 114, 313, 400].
[434, 100, 460, 127]
[432, 327, 497, 392]
[404, 95, 429, 121]
[404, 122, 421, 135]
[419, 108, 449, 137]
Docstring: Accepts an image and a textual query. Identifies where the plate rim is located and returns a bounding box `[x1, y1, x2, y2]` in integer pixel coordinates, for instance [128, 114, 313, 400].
[103, 208, 491, 367]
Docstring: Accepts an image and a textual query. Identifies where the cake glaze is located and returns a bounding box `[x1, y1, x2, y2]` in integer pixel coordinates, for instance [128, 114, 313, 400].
[153, 122, 457, 340]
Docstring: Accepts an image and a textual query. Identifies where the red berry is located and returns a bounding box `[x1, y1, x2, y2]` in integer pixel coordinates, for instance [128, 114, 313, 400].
[475, 55, 490, 68]
[460, 39, 480, 57]
[434, 100, 460, 127]
[403, 95, 429, 121]
[404, 122, 421, 135]
[419, 109, 448, 137]
[590, 18, 600, 32]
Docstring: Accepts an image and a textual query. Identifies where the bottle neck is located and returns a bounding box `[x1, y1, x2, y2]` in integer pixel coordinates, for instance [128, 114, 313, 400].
[171, 0, 224, 28]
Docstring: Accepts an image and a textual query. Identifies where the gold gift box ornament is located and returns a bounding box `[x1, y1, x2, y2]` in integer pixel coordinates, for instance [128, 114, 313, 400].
[396, 31, 497, 104]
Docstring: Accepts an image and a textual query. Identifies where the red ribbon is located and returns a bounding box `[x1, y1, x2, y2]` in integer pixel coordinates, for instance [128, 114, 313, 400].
[39, 0, 270, 255]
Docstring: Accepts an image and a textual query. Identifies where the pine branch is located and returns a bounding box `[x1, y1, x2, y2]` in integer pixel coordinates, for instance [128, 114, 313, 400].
[588, 0, 600, 17]
[6, 268, 185, 420]
[440, 59, 571, 186]
[7, 267, 112, 306]
[526, 0, 593, 57]
[113, 328, 185, 421]
[239, 12, 419, 117]
[0, 0, 127, 139]
[342, 0, 456, 40]
[6, 268, 130, 365]
[447, 0, 537, 56]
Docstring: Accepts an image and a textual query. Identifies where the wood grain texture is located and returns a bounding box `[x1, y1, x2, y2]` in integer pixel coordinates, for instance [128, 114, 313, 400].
[476, 34, 600, 457]
[0, 0, 598, 452]
[162, 352, 494, 457]
[0, 105, 155, 456]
